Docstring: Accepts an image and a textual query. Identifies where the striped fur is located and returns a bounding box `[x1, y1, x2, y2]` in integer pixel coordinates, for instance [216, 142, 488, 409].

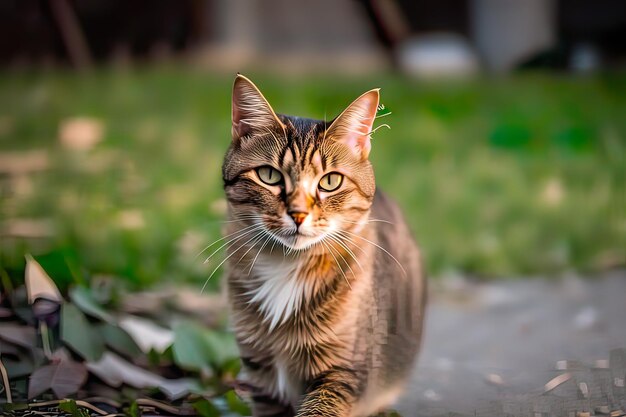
[223, 75, 426, 417]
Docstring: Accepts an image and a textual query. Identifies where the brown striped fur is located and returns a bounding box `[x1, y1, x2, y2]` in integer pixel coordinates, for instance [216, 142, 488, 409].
[222, 75, 426, 417]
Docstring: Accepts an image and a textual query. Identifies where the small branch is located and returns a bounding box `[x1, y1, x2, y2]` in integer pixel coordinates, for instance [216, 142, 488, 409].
[40, 321, 53, 359]
[0, 356, 12, 403]
[27, 399, 110, 416]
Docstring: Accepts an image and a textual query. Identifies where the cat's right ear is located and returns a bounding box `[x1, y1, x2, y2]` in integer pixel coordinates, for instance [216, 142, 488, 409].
[232, 74, 285, 142]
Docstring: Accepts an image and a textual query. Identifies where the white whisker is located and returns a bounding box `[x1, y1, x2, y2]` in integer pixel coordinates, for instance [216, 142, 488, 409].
[327, 233, 364, 274]
[321, 239, 352, 290]
[338, 230, 406, 277]
[247, 234, 273, 275]
[203, 225, 264, 264]
[200, 230, 265, 293]
[195, 222, 261, 259]
[234, 231, 269, 267]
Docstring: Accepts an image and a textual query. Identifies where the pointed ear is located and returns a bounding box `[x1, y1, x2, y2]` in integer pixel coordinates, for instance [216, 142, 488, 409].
[232, 74, 284, 141]
[326, 89, 380, 159]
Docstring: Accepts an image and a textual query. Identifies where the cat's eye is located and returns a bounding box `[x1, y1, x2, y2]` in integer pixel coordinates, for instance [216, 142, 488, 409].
[256, 166, 283, 186]
[318, 173, 344, 192]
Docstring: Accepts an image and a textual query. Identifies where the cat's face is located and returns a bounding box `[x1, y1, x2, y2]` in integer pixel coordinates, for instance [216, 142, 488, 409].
[222, 75, 379, 251]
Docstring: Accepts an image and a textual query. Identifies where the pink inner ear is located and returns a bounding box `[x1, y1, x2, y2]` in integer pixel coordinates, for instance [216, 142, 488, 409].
[328, 89, 379, 159]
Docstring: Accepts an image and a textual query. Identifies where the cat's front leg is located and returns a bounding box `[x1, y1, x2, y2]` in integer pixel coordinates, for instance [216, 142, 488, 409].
[296, 366, 360, 417]
[238, 358, 295, 417]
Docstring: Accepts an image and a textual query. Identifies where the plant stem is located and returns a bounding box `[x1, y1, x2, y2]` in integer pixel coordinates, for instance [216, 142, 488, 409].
[0, 356, 12, 403]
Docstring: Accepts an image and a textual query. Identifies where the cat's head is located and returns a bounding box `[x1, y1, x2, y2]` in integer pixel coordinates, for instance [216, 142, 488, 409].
[222, 75, 379, 251]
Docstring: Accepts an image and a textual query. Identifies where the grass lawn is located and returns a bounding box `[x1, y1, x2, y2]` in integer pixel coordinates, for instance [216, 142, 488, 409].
[0, 67, 624, 289]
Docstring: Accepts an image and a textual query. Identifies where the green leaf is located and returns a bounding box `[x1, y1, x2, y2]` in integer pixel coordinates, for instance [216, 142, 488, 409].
[172, 322, 213, 372]
[58, 399, 90, 417]
[225, 390, 251, 415]
[125, 401, 142, 417]
[70, 286, 114, 322]
[192, 399, 221, 417]
[99, 322, 142, 358]
[203, 330, 238, 368]
[0, 403, 29, 412]
[61, 304, 105, 361]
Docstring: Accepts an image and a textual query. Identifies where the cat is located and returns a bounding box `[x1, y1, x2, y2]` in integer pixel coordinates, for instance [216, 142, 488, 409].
[222, 74, 426, 417]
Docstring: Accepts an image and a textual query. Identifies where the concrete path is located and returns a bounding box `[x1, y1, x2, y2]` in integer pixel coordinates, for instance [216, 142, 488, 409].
[397, 270, 626, 417]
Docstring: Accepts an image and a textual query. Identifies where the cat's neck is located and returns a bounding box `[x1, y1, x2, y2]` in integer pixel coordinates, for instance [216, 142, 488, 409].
[240, 224, 375, 330]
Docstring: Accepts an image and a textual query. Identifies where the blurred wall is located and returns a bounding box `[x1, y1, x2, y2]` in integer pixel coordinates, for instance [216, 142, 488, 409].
[0, 0, 624, 73]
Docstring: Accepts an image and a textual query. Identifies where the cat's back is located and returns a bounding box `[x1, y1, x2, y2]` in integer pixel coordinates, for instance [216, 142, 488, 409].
[369, 189, 426, 381]
[370, 189, 424, 287]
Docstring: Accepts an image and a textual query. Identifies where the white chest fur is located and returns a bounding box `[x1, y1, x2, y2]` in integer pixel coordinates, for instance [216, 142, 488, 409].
[246, 258, 311, 330]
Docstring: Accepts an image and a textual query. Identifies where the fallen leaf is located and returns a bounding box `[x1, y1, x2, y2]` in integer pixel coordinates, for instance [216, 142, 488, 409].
[69, 286, 114, 322]
[59, 117, 104, 151]
[0, 307, 14, 318]
[172, 322, 214, 372]
[118, 315, 174, 354]
[86, 352, 196, 400]
[0, 150, 49, 175]
[544, 372, 572, 393]
[99, 322, 142, 358]
[3, 357, 34, 379]
[0, 219, 54, 238]
[28, 358, 88, 398]
[25, 255, 63, 304]
[61, 304, 105, 361]
[0, 324, 37, 349]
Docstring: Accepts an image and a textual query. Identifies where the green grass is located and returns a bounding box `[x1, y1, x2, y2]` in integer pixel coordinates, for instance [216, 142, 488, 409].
[0, 67, 624, 288]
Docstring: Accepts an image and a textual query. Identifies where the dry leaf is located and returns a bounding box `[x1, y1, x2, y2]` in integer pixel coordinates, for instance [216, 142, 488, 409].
[118, 315, 174, 354]
[25, 255, 63, 304]
[0, 150, 49, 175]
[59, 117, 104, 151]
[0, 324, 37, 349]
[544, 372, 572, 393]
[28, 358, 88, 399]
[1, 219, 55, 238]
[86, 352, 194, 400]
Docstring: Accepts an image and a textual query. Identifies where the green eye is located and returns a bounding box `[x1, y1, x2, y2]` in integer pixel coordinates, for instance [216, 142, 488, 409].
[319, 172, 344, 192]
[256, 166, 283, 185]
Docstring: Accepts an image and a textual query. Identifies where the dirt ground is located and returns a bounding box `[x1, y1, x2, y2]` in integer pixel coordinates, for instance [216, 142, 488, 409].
[397, 270, 626, 417]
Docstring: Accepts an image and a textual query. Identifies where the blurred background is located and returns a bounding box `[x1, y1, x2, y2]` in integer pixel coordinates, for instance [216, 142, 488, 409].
[1, 0, 623, 288]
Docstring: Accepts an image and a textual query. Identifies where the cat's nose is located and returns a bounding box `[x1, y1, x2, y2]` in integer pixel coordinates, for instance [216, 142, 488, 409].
[288, 211, 308, 227]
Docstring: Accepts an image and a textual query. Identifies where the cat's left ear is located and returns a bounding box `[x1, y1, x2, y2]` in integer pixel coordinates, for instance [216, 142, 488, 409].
[326, 89, 380, 159]
[232, 74, 285, 142]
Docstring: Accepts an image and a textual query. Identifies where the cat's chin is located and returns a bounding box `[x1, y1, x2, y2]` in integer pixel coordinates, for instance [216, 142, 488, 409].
[273, 233, 327, 252]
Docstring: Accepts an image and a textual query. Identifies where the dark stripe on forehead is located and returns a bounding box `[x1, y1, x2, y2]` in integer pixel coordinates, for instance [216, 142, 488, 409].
[278, 144, 289, 167]
[300, 141, 311, 170]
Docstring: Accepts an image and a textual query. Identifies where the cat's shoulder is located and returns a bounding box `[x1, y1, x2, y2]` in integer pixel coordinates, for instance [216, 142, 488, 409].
[371, 188, 403, 220]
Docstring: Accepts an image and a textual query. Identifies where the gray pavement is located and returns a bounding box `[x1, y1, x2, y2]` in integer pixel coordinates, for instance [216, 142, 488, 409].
[397, 270, 626, 417]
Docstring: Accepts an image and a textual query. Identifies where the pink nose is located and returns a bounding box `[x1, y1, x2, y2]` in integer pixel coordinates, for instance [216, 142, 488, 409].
[289, 211, 307, 227]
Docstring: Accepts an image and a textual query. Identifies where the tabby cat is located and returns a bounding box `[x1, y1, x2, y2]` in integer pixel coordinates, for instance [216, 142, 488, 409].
[222, 75, 426, 417]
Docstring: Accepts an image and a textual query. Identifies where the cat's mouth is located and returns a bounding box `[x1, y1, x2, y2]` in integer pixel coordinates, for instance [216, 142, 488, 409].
[271, 229, 327, 251]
